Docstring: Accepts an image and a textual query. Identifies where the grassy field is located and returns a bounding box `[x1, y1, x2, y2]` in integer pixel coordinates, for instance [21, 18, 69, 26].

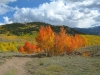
[25, 55, 100, 75]
[4, 69, 16, 75]
[0, 29, 100, 75]
[0, 45, 100, 75]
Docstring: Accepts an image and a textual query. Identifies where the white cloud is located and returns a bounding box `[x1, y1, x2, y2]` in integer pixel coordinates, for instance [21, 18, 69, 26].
[0, 0, 17, 15]
[0, 23, 4, 25]
[0, 0, 16, 5]
[78, 18, 95, 28]
[3, 0, 100, 28]
[3, 16, 13, 24]
[0, 4, 15, 15]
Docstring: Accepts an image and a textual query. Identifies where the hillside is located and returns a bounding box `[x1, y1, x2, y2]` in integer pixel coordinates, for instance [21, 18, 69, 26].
[74, 26, 100, 35]
[0, 22, 83, 36]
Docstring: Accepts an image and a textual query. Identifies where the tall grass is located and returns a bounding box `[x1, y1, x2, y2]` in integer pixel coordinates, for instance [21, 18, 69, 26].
[25, 55, 100, 75]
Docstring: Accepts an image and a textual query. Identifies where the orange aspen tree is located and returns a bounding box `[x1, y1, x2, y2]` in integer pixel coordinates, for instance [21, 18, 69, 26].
[65, 34, 86, 54]
[81, 35, 87, 47]
[19, 41, 36, 54]
[54, 27, 67, 55]
[19, 46, 25, 53]
[36, 25, 87, 56]
[36, 26, 55, 56]
[31, 43, 36, 53]
[23, 41, 31, 53]
[65, 35, 74, 53]
[75, 34, 86, 48]
[75, 34, 83, 48]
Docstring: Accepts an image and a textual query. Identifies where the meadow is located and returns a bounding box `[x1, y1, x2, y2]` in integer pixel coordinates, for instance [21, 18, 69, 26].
[0, 51, 100, 75]
[0, 24, 100, 75]
[26, 55, 100, 75]
[0, 33, 100, 75]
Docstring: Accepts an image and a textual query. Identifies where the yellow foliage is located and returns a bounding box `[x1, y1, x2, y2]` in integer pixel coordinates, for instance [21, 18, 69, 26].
[81, 35, 100, 46]
[0, 42, 18, 52]
[0, 44, 7, 52]
[82, 51, 91, 57]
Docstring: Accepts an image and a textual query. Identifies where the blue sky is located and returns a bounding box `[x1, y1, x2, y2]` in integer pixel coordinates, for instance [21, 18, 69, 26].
[8, 0, 50, 8]
[0, 0, 51, 23]
[0, 0, 100, 28]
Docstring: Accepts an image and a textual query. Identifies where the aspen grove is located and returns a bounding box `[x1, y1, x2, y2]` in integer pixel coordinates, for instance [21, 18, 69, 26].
[19, 26, 86, 56]
[36, 26, 86, 56]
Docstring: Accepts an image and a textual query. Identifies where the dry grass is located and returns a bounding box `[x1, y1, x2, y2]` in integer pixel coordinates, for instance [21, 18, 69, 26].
[25, 55, 100, 75]
[77, 45, 100, 57]
[0, 45, 100, 75]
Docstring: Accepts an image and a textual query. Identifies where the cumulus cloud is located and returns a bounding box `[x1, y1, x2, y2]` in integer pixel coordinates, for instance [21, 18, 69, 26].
[0, 0, 16, 4]
[0, 0, 17, 15]
[3, 0, 100, 28]
[3, 16, 13, 24]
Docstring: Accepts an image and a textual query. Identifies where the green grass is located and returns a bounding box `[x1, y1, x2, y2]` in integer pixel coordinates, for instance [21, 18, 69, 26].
[0, 47, 100, 75]
[0, 56, 5, 66]
[4, 69, 16, 75]
[0, 52, 22, 57]
[25, 55, 100, 75]
[0, 42, 99, 75]
[0, 52, 38, 58]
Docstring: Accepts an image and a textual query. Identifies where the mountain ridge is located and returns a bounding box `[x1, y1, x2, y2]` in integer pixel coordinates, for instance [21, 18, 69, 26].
[74, 26, 100, 35]
[0, 22, 83, 36]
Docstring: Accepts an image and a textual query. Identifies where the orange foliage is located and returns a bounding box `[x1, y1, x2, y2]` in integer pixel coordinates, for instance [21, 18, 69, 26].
[36, 26, 87, 56]
[36, 26, 55, 56]
[19, 46, 25, 53]
[82, 51, 91, 57]
[23, 41, 31, 53]
[19, 26, 87, 55]
[19, 41, 36, 54]
[54, 27, 67, 55]
[65, 36, 75, 53]
[31, 43, 36, 53]
[65, 34, 86, 54]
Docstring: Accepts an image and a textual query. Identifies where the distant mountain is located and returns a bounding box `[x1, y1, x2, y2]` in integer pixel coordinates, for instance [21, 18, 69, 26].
[74, 26, 100, 35]
[0, 22, 83, 36]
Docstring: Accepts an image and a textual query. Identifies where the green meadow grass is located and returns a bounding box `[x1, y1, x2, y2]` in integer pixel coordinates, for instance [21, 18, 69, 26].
[25, 55, 100, 75]
[4, 69, 16, 75]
